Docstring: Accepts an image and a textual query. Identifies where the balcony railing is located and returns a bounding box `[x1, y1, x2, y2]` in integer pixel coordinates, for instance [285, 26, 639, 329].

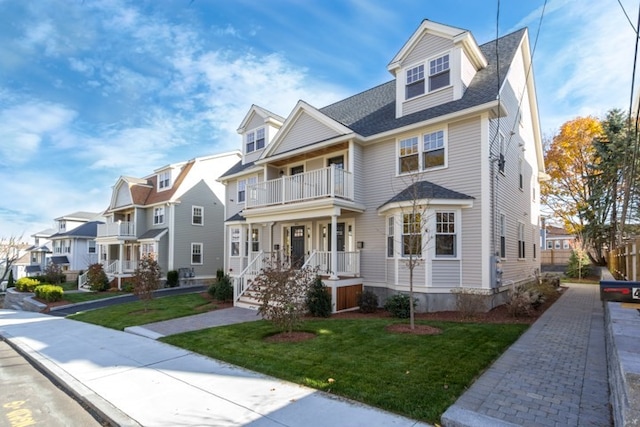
[246, 165, 353, 208]
[97, 221, 136, 238]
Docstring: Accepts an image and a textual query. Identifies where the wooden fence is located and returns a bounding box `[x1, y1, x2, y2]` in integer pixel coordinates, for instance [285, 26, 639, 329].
[607, 239, 640, 280]
[541, 249, 572, 266]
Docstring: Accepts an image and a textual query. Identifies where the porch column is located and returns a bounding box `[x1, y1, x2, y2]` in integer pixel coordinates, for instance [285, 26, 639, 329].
[118, 243, 124, 274]
[330, 214, 338, 280]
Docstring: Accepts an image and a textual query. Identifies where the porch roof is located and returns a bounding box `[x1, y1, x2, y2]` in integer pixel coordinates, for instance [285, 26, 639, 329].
[138, 228, 168, 240]
[50, 256, 69, 265]
[25, 265, 41, 273]
[378, 180, 474, 210]
[225, 212, 245, 222]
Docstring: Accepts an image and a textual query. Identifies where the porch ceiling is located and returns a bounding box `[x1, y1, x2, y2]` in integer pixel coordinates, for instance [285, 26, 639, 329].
[242, 199, 365, 223]
[267, 141, 348, 168]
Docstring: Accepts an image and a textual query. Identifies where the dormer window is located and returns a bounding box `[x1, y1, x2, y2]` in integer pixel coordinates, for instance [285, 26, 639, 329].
[246, 127, 266, 153]
[405, 65, 425, 99]
[158, 171, 171, 190]
[429, 54, 450, 91]
[59, 220, 66, 232]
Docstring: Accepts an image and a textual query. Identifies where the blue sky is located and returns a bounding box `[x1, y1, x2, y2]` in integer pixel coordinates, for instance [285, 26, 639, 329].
[1, 0, 638, 239]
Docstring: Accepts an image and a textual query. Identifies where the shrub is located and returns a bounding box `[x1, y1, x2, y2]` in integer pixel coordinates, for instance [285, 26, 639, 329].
[7, 270, 15, 288]
[216, 268, 225, 281]
[122, 281, 135, 293]
[214, 275, 234, 302]
[253, 263, 317, 334]
[306, 276, 332, 318]
[384, 294, 416, 319]
[451, 288, 486, 319]
[504, 283, 545, 317]
[357, 290, 379, 313]
[207, 281, 218, 299]
[44, 262, 65, 284]
[15, 277, 40, 292]
[34, 284, 64, 302]
[566, 248, 592, 278]
[166, 270, 179, 288]
[87, 263, 110, 292]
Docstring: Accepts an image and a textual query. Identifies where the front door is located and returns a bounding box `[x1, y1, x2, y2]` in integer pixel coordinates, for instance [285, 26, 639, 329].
[290, 225, 305, 268]
[328, 222, 345, 251]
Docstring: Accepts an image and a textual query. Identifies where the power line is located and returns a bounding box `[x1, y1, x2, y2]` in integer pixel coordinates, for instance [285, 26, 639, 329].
[617, 0, 639, 35]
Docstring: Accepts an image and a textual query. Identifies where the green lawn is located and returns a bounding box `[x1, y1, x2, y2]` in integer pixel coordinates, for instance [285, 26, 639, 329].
[162, 318, 528, 424]
[68, 293, 217, 329]
[62, 291, 129, 304]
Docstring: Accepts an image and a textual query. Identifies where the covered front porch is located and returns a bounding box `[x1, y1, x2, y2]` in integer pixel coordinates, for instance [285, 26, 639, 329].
[228, 209, 364, 312]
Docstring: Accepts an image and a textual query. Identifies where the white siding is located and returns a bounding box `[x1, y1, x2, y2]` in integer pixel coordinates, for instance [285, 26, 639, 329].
[403, 86, 454, 116]
[401, 33, 453, 68]
[273, 113, 340, 155]
[432, 260, 461, 287]
[114, 183, 132, 208]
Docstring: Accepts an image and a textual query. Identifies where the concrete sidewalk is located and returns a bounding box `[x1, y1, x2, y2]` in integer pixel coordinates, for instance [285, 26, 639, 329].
[0, 309, 429, 427]
[442, 284, 611, 427]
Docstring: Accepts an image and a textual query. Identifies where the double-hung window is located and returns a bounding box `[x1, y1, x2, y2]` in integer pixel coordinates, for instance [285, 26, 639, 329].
[246, 132, 255, 153]
[405, 64, 425, 99]
[237, 180, 246, 203]
[88, 240, 96, 254]
[429, 54, 450, 91]
[435, 212, 456, 257]
[499, 213, 506, 258]
[191, 243, 203, 264]
[387, 216, 394, 257]
[230, 228, 240, 257]
[402, 213, 422, 257]
[153, 207, 164, 225]
[399, 137, 419, 173]
[518, 222, 525, 258]
[158, 171, 171, 189]
[398, 129, 446, 174]
[192, 206, 203, 225]
[246, 127, 265, 153]
[256, 128, 265, 149]
[423, 130, 445, 168]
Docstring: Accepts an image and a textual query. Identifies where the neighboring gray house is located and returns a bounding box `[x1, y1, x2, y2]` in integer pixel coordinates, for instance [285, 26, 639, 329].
[220, 20, 546, 312]
[40, 211, 102, 275]
[94, 151, 241, 288]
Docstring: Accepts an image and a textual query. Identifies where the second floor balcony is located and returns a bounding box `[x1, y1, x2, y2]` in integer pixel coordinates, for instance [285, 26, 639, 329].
[97, 221, 136, 238]
[246, 165, 354, 209]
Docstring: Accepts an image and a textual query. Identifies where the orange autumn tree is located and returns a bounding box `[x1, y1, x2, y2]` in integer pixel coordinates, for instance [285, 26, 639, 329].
[541, 117, 604, 259]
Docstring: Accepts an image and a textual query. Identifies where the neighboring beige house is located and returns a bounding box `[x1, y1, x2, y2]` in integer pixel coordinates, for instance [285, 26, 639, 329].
[93, 151, 240, 288]
[542, 224, 576, 250]
[219, 20, 545, 312]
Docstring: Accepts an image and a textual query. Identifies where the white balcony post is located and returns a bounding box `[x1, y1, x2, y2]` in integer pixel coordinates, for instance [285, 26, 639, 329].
[330, 164, 335, 198]
[330, 214, 338, 280]
[281, 175, 286, 204]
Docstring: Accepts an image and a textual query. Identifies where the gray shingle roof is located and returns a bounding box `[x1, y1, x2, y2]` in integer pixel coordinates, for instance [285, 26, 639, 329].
[321, 28, 525, 137]
[219, 160, 255, 179]
[49, 221, 103, 239]
[379, 180, 474, 209]
[138, 228, 168, 240]
[226, 212, 245, 222]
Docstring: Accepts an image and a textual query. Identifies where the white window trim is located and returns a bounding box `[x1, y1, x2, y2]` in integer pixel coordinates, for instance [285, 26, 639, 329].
[158, 171, 172, 191]
[404, 62, 425, 100]
[433, 210, 459, 260]
[427, 52, 451, 92]
[191, 242, 203, 265]
[386, 216, 395, 258]
[88, 240, 96, 254]
[499, 212, 507, 259]
[518, 222, 526, 259]
[192, 205, 204, 226]
[245, 127, 266, 154]
[396, 128, 448, 176]
[153, 206, 165, 225]
[230, 227, 241, 257]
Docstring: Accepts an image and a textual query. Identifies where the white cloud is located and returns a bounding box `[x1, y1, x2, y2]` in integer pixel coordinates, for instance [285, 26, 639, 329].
[0, 101, 77, 165]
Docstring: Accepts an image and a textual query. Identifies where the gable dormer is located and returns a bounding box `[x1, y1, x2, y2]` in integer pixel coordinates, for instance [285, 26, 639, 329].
[237, 105, 285, 165]
[388, 20, 487, 118]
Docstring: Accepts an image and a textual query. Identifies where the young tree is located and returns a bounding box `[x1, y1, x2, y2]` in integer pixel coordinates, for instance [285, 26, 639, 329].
[86, 263, 110, 291]
[253, 262, 316, 334]
[1, 236, 24, 284]
[133, 254, 161, 311]
[388, 177, 436, 330]
[44, 262, 64, 284]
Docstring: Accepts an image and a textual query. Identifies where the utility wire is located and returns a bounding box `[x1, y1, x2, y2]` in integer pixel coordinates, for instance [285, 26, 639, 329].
[617, 0, 639, 35]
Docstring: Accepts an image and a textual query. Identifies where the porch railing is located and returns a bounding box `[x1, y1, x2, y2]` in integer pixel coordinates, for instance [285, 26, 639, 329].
[305, 251, 360, 276]
[77, 270, 89, 289]
[246, 165, 353, 208]
[103, 260, 118, 275]
[97, 221, 136, 238]
[232, 251, 266, 301]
